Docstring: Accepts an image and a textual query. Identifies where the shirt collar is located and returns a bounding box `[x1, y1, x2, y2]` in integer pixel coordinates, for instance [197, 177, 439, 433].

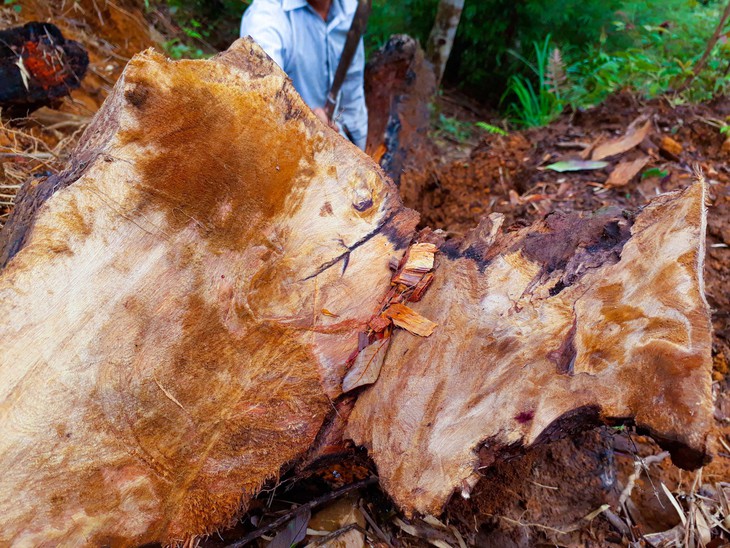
[282, 0, 307, 11]
[282, 0, 352, 17]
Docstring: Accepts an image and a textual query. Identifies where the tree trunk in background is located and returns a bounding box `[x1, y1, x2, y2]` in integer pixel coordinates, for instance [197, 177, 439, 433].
[425, 0, 465, 86]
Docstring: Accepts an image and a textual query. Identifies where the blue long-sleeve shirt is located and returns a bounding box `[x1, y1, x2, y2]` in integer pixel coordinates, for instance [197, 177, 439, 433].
[240, 0, 368, 150]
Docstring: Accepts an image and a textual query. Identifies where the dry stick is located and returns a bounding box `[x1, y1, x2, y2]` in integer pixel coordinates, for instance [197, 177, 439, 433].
[225, 477, 378, 548]
[306, 523, 373, 547]
[678, 0, 730, 92]
[359, 501, 394, 548]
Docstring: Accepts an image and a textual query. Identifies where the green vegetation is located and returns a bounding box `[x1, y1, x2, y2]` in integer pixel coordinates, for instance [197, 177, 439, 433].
[152, 0, 730, 127]
[502, 36, 564, 127]
[494, 1, 730, 127]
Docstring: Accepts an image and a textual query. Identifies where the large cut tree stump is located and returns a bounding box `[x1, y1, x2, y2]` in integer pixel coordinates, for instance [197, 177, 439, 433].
[0, 40, 714, 545]
[0, 40, 417, 545]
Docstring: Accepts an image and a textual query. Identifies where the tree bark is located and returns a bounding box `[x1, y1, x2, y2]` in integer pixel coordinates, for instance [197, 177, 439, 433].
[425, 0, 465, 86]
[0, 40, 713, 545]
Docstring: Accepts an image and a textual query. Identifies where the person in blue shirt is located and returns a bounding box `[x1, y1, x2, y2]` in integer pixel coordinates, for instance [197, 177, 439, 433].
[240, 0, 368, 150]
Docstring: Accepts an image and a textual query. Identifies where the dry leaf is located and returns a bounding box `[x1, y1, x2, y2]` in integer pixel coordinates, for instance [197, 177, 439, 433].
[271, 508, 311, 548]
[605, 156, 650, 188]
[342, 338, 391, 392]
[384, 303, 437, 337]
[695, 506, 712, 546]
[661, 483, 687, 526]
[592, 119, 652, 160]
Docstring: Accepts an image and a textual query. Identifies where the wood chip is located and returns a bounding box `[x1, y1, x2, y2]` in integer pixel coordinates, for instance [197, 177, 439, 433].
[369, 314, 391, 333]
[592, 119, 652, 160]
[660, 135, 683, 157]
[409, 272, 434, 302]
[342, 338, 391, 392]
[383, 303, 437, 337]
[392, 243, 437, 285]
[605, 156, 650, 188]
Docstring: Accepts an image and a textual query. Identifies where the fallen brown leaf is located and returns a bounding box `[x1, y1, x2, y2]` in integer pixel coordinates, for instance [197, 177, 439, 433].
[592, 119, 652, 160]
[605, 156, 650, 188]
[660, 135, 683, 157]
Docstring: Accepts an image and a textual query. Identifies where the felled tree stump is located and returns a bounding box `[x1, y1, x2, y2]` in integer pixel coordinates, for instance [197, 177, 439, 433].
[0, 40, 417, 545]
[0, 22, 88, 116]
[0, 39, 713, 545]
[347, 184, 713, 516]
[364, 34, 435, 191]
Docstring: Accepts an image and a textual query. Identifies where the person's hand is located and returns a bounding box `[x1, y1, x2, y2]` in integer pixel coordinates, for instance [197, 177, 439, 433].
[313, 107, 337, 129]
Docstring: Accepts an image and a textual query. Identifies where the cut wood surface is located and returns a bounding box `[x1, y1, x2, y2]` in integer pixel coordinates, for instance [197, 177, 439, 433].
[0, 38, 715, 546]
[0, 39, 417, 545]
[347, 182, 713, 516]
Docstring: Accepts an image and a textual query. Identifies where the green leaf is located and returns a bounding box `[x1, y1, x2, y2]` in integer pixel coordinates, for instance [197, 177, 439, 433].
[545, 160, 609, 172]
[641, 167, 668, 179]
[475, 122, 508, 136]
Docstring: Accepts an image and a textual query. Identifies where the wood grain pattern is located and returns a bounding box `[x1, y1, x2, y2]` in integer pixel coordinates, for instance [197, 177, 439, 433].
[0, 40, 417, 545]
[347, 182, 713, 517]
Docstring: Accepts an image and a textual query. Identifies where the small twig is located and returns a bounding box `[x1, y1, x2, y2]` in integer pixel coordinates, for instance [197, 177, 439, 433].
[0, 152, 55, 160]
[359, 501, 393, 547]
[225, 477, 378, 548]
[603, 509, 631, 536]
[490, 513, 576, 536]
[305, 523, 371, 547]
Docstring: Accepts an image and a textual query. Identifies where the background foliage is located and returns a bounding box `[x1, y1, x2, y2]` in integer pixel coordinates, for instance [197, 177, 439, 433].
[155, 0, 730, 122]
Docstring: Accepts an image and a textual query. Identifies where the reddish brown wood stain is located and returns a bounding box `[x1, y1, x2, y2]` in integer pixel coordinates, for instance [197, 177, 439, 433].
[119, 65, 317, 249]
[0, 41, 416, 545]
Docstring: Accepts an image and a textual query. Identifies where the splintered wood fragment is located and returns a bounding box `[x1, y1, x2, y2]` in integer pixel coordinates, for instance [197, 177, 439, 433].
[342, 338, 391, 392]
[392, 242, 438, 286]
[384, 303, 437, 337]
[347, 182, 713, 517]
[409, 272, 434, 302]
[369, 315, 391, 333]
[605, 156, 650, 188]
[0, 39, 418, 545]
[403, 242, 438, 271]
[592, 119, 652, 160]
